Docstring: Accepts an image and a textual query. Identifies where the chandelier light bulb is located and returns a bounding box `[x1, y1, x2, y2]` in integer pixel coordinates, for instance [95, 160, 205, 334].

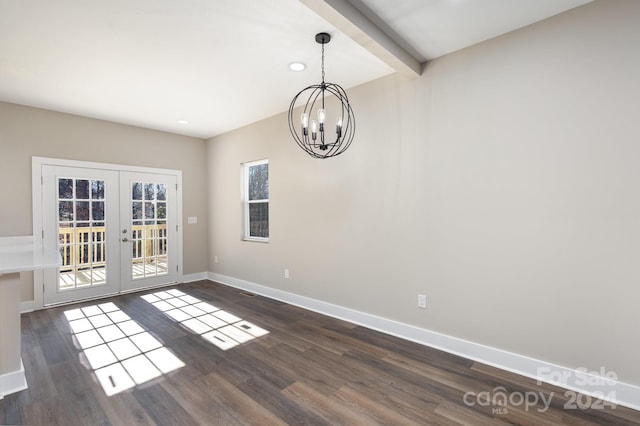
[311, 120, 318, 140]
[301, 113, 309, 135]
[317, 108, 326, 132]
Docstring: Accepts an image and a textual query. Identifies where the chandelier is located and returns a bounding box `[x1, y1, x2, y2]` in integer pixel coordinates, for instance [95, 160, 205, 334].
[288, 32, 355, 159]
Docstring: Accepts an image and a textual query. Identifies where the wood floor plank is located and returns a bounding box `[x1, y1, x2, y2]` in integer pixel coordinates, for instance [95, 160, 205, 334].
[343, 347, 471, 405]
[215, 342, 296, 390]
[303, 319, 393, 359]
[333, 385, 425, 425]
[281, 381, 373, 425]
[160, 374, 245, 426]
[235, 374, 329, 424]
[286, 321, 353, 356]
[93, 387, 157, 426]
[132, 384, 199, 426]
[167, 334, 224, 376]
[197, 371, 288, 425]
[341, 377, 441, 423]
[434, 401, 498, 426]
[46, 360, 111, 423]
[0, 393, 24, 426]
[261, 343, 344, 396]
[382, 351, 495, 395]
[20, 344, 59, 402]
[1, 280, 638, 425]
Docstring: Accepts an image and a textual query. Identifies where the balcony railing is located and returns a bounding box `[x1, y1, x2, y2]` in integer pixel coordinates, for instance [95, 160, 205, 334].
[59, 226, 106, 272]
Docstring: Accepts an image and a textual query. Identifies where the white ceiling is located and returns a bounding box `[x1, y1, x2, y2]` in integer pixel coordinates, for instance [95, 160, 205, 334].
[354, 0, 593, 62]
[0, 0, 592, 139]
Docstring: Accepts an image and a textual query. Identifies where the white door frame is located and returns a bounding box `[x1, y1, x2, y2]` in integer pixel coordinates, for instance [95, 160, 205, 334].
[32, 156, 183, 309]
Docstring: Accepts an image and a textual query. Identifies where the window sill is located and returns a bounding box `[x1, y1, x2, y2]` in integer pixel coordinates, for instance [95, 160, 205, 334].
[243, 237, 269, 243]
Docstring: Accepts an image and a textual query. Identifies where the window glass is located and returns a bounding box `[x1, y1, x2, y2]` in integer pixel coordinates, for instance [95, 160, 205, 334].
[243, 160, 269, 241]
[248, 164, 269, 201]
[249, 202, 269, 238]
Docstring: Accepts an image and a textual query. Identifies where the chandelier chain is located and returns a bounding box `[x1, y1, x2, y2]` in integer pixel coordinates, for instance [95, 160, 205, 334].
[321, 42, 325, 83]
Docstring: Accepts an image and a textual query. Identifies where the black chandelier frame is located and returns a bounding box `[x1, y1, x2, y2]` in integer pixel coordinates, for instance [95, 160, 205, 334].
[288, 32, 355, 159]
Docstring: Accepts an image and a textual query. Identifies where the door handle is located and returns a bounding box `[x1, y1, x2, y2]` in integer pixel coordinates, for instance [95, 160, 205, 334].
[122, 237, 129, 242]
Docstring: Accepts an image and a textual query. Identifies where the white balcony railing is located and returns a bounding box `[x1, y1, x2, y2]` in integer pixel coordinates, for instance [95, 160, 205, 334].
[58, 224, 167, 288]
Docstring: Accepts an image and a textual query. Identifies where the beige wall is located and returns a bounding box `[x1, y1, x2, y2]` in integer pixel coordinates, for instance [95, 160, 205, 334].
[207, 0, 640, 385]
[0, 102, 209, 301]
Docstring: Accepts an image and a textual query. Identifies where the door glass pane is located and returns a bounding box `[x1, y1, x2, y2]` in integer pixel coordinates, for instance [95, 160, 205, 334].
[132, 182, 143, 200]
[76, 201, 90, 221]
[59, 178, 73, 199]
[76, 179, 90, 199]
[131, 182, 168, 280]
[144, 202, 155, 219]
[144, 183, 155, 200]
[57, 177, 108, 290]
[157, 203, 166, 219]
[156, 184, 166, 201]
[92, 201, 105, 221]
[92, 180, 105, 200]
[59, 201, 74, 221]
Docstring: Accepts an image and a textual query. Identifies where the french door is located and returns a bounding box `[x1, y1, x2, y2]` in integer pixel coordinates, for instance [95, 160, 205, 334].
[119, 171, 178, 292]
[41, 165, 179, 305]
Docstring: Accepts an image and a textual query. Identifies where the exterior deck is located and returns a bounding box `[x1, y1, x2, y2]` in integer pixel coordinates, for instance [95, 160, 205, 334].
[58, 224, 167, 289]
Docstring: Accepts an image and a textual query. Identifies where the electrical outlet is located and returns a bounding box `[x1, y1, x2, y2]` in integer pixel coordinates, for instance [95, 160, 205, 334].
[214, 255, 218, 263]
[284, 269, 290, 279]
[418, 294, 427, 309]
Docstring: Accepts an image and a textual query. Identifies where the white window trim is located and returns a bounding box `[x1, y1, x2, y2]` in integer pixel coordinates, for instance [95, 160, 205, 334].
[242, 159, 269, 243]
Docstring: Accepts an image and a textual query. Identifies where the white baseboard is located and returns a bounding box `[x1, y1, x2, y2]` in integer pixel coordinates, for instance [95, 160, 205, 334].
[20, 300, 34, 314]
[182, 272, 208, 283]
[0, 359, 28, 399]
[207, 272, 640, 411]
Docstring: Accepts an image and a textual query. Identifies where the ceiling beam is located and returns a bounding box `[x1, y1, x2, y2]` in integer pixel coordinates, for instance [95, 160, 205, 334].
[299, 0, 422, 77]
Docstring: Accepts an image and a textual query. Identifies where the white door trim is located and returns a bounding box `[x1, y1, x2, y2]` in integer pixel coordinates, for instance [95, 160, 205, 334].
[32, 156, 183, 309]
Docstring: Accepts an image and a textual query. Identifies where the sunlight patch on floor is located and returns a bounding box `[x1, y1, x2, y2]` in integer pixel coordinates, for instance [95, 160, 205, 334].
[64, 302, 185, 396]
[141, 289, 269, 350]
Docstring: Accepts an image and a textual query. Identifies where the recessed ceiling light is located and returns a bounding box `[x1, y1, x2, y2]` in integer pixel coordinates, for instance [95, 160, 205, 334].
[289, 62, 306, 72]
[177, 119, 188, 125]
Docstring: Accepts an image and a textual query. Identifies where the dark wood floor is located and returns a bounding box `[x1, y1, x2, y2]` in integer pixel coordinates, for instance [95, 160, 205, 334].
[1, 280, 638, 425]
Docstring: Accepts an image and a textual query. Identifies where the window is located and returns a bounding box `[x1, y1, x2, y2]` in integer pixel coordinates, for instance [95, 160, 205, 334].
[243, 159, 269, 241]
